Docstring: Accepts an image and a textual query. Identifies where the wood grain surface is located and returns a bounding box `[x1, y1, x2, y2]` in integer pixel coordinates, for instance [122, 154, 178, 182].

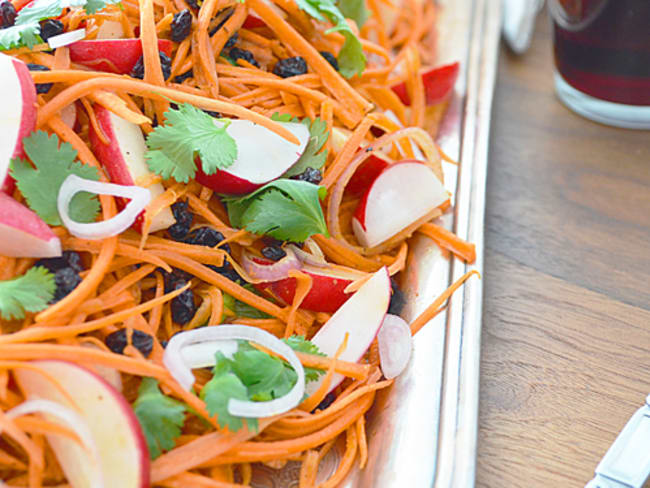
[476, 10, 650, 488]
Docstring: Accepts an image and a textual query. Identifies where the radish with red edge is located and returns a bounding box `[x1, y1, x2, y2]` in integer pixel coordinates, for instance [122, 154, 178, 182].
[68, 39, 173, 74]
[0, 192, 61, 258]
[0, 53, 37, 194]
[256, 263, 367, 314]
[352, 161, 447, 248]
[377, 314, 413, 379]
[346, 153, 390, 195]
[89, 105, 175, 233]
[195, 119, 310, 195]
[391, 62, 460, 106]
[307, 267, 391, 395]
[14, 360, 150, 488]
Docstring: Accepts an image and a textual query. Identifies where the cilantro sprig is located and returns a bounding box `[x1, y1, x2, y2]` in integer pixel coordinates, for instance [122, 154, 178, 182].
[0, 0, 121, 50]
[271, 113, 329, 178]
[133, 378, 187, 459]
[295, 0, 367, 78]
[201, 337, 325, 432]
[225, 179, 329, 243]
[0, 266, 56, 320]
[10, 131, 100, 226]
[145, 103, 238, 183]
[336, 0, 370, 28]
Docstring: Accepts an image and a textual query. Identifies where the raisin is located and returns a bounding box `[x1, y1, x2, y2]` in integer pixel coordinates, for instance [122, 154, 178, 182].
[160, 268, 193, 293]
[209, 8, 233, 35]
[203, 110, 222, 118]
[170, 281, 196, 324]
[261, 246, 286, 261]
[291, 167, 322, 185]
[160, 340, 168, 348]
[171, 9, 192, 42]
[273, 56, 307, 78]
[52, 268, 82, 302]
[174, 69, 194, 83]
[38, 19, 64, 41]
[131, 52, 172, 80]
[185, 0, 199, 10]
[320, 51, 339, 71]
[229, 47, 259, 67]
[0, 1, 16, 28]
[183, 227, 228, 252]
[168, 200, 193, 240]
[388, 278, 406, 315]
[105, 329, 154, 357]
[313, 392, 336, 412]
[224, 31, 238, 49]
[26, 63, 53, 94]
[207, 263, 245, 284]
[35, 251, 83, 274]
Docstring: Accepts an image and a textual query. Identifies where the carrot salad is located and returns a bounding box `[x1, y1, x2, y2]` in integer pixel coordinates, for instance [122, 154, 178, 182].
[0, 0, 478, 486]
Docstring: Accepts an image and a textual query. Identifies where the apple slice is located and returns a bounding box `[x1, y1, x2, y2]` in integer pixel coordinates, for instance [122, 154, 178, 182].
[391, 62, 460, 106]
[89, 105, 174, 233]
[195, 119, 310, 195]
[307, 267, 391, 394]
[96, 20, 125, 39]
[0, 192, 61, 258]
[14, 360, 149, 488]
[68, 39, 173, 74]
[0, 53, 37, 194]
[257, 264, 367, 314]
[352, 161, 447, 248]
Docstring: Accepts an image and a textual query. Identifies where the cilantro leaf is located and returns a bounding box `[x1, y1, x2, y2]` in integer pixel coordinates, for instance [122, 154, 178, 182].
[0, 266, 55, 320]
[225, 179, 329, 242]
[10, 131, 100, 226]
[295, 0, 366, 78]
[336, 0, 370, 28]
[145, 103, 237, 183]
[223, 289, 272, 319]
[133, 378, 187, 459]
[201, 352, 257, 432]
[271, 114, 329, 178]
[284, 335, 326, 382]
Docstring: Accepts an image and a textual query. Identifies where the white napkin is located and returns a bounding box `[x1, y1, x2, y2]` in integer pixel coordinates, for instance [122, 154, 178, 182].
[502, 0, 545, 54]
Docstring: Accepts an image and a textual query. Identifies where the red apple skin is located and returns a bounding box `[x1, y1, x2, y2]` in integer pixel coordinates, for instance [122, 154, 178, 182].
[346, 155, 389, 196]
[15, 360, 150, 488]
[2, 58, 37, 194]
[195, 163, 262, 195]
[391, 62, 460, 106]
[68, 39, 173, 74]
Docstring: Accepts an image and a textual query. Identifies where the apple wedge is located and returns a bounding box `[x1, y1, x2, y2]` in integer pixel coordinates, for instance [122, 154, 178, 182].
[195, 119, 310, 195]
[0, 192, 61, 258]
[0, 53, 37, 194]
[14, 360, 149, 488]
[68, 39, 173, 74]
[391, 62, 460, 106]
[89, 105, 175, 233]
[96, 20, 125, 39]
[307, 267, 391, 395]
[352, 161, 447, 248]
[257, 264, 367, 314]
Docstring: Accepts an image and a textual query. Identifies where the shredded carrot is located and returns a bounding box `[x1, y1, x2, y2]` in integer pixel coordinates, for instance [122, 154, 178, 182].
[417, 222, 477, 263]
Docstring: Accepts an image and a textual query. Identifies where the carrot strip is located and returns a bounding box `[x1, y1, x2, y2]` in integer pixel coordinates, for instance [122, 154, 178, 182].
[417, 222, 477, 263]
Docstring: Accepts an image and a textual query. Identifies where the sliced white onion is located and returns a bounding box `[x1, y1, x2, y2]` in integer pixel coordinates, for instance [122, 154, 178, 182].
[164, 325, 305, 418]
[47, 28, 86, 49]
[240, 248, 302, 282]
[181, 340, 239, 369]
[377, 314, 413, 379]
[287, 238, 327, 267]
[57, 175, 151, 240]
[5, 399, 104, 488]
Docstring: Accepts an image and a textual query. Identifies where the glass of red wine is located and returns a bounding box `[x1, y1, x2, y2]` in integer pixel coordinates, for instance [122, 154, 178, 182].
[549, 0, 650, 129]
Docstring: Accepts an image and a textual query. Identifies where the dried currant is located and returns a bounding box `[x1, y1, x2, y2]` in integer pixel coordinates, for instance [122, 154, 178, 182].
[224, 32, 238, 49]
[170, 280, 196, 324]
[183, 227, 229, 252]
[38, 19, 64, 41]
[174, 69, 194, 83]
[105, 329, 154, 357]
[0, 1, 17, 28]
[171, 9, 192, 42]
[229, 47, 259, 67]
[52, 268, 82, 302]
[131, 52, 172, 80]
[291, 167, 322, 185]
[388, 278, 406, 316]
[35, 251, 83, 274]
[273, 56, 307, 78]
[320, 51, 339, 71]
[168, 200, 193, 240]
[207, 263, 245, 284]
[26, 64, 53, 94]
[261, 246, 286, 261]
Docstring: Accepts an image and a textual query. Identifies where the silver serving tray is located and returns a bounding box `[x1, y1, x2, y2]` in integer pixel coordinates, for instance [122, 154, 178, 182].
[251, 1, 501, 486]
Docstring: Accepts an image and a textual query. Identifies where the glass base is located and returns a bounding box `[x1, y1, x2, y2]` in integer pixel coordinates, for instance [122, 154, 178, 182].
[554, 72, 650, 130]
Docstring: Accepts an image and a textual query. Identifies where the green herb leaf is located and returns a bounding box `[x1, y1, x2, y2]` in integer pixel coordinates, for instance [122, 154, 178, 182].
[223, 288, 273, 320]
[0, 266, 56, 320]
[271, 113, 329, 178]
[0, 0, 121, 50]
[145, 103, 238, 183]
[284, 335, 326, 382]
[133, 378, 187, 459]
[225, 179, 328, 242]
[10, 131, 100, 226]
[295, 0, 366, 78]
[336, 0, 370, 27]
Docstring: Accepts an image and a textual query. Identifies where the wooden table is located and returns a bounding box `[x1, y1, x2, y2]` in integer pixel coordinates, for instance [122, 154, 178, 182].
[476, 10, 650, 488]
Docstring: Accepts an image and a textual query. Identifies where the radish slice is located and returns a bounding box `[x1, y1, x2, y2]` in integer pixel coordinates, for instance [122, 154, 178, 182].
[377, 314, 413, 379]
[163, 325, 305, 418]
[6, 399, 104, 488]
[241, 248, 302, 282]
[47, 29, 86, 49]
[57, 175, 151, 239]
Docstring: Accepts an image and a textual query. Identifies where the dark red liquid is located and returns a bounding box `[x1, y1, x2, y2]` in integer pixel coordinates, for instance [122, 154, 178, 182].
[552, 0, 650, 105]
